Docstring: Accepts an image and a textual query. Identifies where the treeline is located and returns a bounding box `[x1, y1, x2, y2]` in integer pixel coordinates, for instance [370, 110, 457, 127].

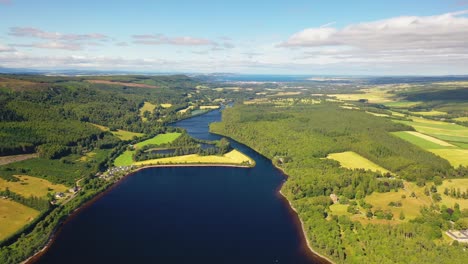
[210, 102, 468, 263]
[134, 133, 231, 161]
[0, 189, 50, 211]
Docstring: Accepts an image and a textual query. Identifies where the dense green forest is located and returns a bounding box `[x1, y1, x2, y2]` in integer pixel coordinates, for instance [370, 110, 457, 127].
[211, 103, 468, 263]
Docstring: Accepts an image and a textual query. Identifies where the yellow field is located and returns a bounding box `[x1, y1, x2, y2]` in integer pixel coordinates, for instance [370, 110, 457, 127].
[0, 175, 68, 198]
[409, 110, 447, 116]
[454, 117, 468, 122]
[405, 131, 454, 147]
[364, 182, 431, 221]
[134, 149, 254, 166]
[200, 105, 220, 110]
[90, 123, 144, 140]
[331, 88, 396, 103]
[160, 103, 172, 108]
[139, 102, 156, 121]
[439, 179, 468, 209]
[112, 130, 144, 140]
[366, 111, 390, 117]
[0, 199, 39, 241]
[327, 151, 390, 174]
[430, 149, 468, 167]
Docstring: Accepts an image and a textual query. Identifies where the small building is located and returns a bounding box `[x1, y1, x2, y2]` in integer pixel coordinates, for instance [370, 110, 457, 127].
[55, 192, 65, 199]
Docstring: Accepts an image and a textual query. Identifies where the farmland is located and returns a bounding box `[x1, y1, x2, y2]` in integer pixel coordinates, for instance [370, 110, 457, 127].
[393, 117, 468, 167]
[0, 175, 68, 198]
[134, 149, 253, 166]
[91, 123, 144, 140]
[114, 133, 182, 166]
[327, 151, 390, 174]
[0, 199, 39, 241]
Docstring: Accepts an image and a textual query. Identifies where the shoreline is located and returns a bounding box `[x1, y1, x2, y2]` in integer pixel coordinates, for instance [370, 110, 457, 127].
[209, 131, 334, 264]
[23, 161, 253, 264]
[274, 165, 335, 264]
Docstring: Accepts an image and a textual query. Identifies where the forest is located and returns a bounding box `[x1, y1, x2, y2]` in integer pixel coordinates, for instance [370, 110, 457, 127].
[210, 102, 468, 263]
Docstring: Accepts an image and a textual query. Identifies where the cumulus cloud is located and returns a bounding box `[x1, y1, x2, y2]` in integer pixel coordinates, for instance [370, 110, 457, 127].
[133, 34, 215, 46]
[277, 10, 468, 72]
[280, 10, 468, 50]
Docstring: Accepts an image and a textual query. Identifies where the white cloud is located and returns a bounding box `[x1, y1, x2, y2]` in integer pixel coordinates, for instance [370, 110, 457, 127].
[133, 34, 215, 46]
[0, 43, 15, 52]
[275, 10, 468, 73]
[13, 42, 83, 50]
[281, 10, 468, 50]
[9, 27, 110, 41]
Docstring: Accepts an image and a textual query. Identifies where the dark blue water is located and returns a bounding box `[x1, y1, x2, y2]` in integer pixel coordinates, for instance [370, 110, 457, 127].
[34, 110, 324, 264]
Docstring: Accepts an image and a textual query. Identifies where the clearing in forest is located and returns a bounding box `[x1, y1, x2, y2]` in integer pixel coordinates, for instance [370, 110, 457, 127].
[139, 102, 156, 121]
[90, 123, 144, 140]
[327, 151, 390, 174]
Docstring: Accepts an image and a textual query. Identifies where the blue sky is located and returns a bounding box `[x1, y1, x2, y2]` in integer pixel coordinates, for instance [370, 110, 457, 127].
[1, 0, 467, 75]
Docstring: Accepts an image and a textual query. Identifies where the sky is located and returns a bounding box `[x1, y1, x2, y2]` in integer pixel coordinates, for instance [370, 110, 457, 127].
[1, 0, 468, 75]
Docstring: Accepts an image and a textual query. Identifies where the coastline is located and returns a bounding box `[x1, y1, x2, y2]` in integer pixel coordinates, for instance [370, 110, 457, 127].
[278, 188, 335, 264]
[23, 160, 253, 264]
[209, 131, 334, 264]
[274, 163, 335, 264]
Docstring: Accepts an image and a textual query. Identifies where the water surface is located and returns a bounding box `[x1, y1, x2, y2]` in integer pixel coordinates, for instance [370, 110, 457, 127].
[35, 110, 324, 264]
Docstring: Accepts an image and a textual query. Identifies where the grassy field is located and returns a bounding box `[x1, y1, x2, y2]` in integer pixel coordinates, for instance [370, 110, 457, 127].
[364, 182, 432, 221]
[114, 133, 182, 166]
[392, 116, 468, 167]
[438, 179, 468, 209]
[409, 110, 447, 116]
[0, 175, 68, 197]
[383, 101, 421, 108]
[1, 149, 111, 185]
[331, 87, 396, 104]
[453, 117, 468, 122]
[392, 131, 454, 149]
[327, 151, 390, 174]
[134, 149, 254, 166]
[0, 199, 39, 241]
[200, 105, 220, 110]
[90, 123, 144, 140]
[139, 102, 156, 122]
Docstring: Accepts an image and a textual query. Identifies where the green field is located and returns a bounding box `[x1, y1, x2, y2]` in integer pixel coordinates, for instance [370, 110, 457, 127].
[392, 131, 453, 149]
[91, 123, 144, 140]
[383, 101, 422, 108]
[0, 175, 68, 198]
[409, 110, 447, 116]
[327, 151, 390, 174]
[454, 117, 468, 122]
[1, 149, 111, 185]
[439, 179, 468, 209]
[392, 116, 468, 167]
[0, 199, 39, 241]
[139, 102, 156, 122]
[114, 133, 181, 166]
[134, 149, 253, 166]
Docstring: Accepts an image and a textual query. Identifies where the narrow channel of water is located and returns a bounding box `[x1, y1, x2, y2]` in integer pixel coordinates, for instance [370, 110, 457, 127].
[34, 110, 326, 264]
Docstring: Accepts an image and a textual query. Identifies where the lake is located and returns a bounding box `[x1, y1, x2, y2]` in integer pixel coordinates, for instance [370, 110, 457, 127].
[34, 110, 326, 264]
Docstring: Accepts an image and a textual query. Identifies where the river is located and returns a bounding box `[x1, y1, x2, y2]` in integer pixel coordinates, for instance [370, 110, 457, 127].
[34, 110, 326, 264]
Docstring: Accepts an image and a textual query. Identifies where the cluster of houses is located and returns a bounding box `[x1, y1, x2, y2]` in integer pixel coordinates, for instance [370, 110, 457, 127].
[99, 165, 134, 180]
